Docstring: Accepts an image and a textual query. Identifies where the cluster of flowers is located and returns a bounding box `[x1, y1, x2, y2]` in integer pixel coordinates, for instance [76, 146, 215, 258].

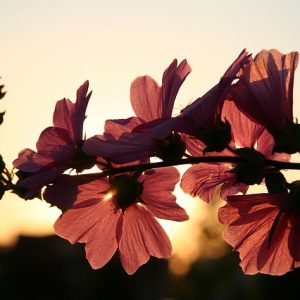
[12, 48, 300, 276]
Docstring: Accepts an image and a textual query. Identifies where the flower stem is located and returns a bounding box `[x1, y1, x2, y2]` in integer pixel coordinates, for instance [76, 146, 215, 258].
[81, 156, 300, 178]
[265, 159, 300, 170]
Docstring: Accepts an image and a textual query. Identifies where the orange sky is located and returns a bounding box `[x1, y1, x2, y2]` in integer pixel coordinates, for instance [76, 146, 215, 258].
[1, 0, 300, 268]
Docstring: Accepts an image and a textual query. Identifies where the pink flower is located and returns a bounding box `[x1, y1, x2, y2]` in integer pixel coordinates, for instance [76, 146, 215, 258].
[13, 81, 95, 199]
[83, 59, 191, 163]
[231, 49, 299, 153]
[175, 49, 251, 152]
[231, 49, 298, 129]
[48, 167, 188, 274]
[219, 192, 300, 275]
[180, 100, 289, 203]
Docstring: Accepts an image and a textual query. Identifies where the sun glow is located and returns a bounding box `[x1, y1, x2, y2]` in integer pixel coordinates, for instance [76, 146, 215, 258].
[0, 193, 61, 247]
[161, 181, 228, 276]
[103, 192, 114, 201]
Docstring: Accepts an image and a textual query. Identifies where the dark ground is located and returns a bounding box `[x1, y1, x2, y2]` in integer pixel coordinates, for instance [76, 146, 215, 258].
[0, 235, 299, 300]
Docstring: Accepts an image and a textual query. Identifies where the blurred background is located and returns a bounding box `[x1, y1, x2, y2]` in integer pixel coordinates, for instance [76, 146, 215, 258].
[1, 0, 300, 299]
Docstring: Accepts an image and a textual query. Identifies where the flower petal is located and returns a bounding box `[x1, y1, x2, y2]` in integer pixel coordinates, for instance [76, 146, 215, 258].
[177, 84, 224, 131]
[36, 127, 75, 160]
[231, 50, 299, 129]
[74, 80, 92, 140]
[288, 215, 300, 261]
[53, 99, 75, 138]
[53, 81, 91, 141]
[257, 129, 290, 161]
[219, 193, 295, 275]
[44, 175, 109, 210]
[20, 166, 66, 199]
[55, 198, 120, 269]
[180, 133, 206, 156]
[130, 59, 191, 121]
[83, 134, 155, 163]
[130, 75, 161, 121]
[141, 167, 188, 221]
[13, 149, 48, 172]
[181, 163, 243, 202]
[177, 49, 250, 132]
[119, 205, 172, 274]
[161, 59, 191, 118]
[90, 118, 180, 163]
[224, 48, 251, 77]
[222, 100, 264, 148]
[104, 117, 142, 138]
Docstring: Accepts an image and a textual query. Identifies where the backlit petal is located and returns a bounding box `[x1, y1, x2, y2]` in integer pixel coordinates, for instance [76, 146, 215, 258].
[20, 166, 66, 199]
[130, 76, 161, 121]
[13, 149, 48, 172]
[55, 198, 120, 269]
[83, 134, 155, 163]
[104, 117, 142, 138]
[119, 205, 171, 274]
[44, 175, 109, 210]
[222, 100, 264, 148]
[53, 81, 91, 141]
[36, 127, 75, 160]
[130, 59, 191, 121]
[181, 163, 243, 202]
[231, 50, 299, 129]
[219, 193, 295, 275]
[141, 168, 188, 221]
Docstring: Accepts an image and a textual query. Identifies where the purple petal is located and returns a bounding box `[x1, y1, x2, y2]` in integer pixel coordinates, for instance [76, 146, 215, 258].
[36, 127, 75, 160]
[19, 166, 66, 199]
[178, 49, 250, 132]
[13, 149, 47, 172]
[83, 134, 155, 163]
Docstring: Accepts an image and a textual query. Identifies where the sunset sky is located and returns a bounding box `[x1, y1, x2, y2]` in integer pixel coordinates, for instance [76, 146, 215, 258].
[1, 0, 300, 268]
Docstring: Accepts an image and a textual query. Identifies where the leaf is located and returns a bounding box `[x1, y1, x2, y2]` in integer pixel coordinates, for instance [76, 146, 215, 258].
[0, 111, 5, 125]
[0, 181, 5, 200]
[0, 155, 5, 173]
[0, 84, 6, 100]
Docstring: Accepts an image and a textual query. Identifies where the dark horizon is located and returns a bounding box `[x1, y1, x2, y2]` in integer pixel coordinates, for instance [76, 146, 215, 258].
[1, 235, 300, 300]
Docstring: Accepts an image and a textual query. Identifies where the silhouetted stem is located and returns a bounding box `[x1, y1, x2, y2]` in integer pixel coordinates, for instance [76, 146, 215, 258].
[265, 159, 300, 170]
[81, 156, 300, 178]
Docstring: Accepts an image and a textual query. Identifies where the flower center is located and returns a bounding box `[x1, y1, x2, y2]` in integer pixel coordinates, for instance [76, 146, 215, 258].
[270, 119, 300, 154]
[109, 174, 143, 212]
[196, 117, 232, 153]
[231, 148, 266, 185]
[70, 140, 97, 172]
[155, 132, 186, 161]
